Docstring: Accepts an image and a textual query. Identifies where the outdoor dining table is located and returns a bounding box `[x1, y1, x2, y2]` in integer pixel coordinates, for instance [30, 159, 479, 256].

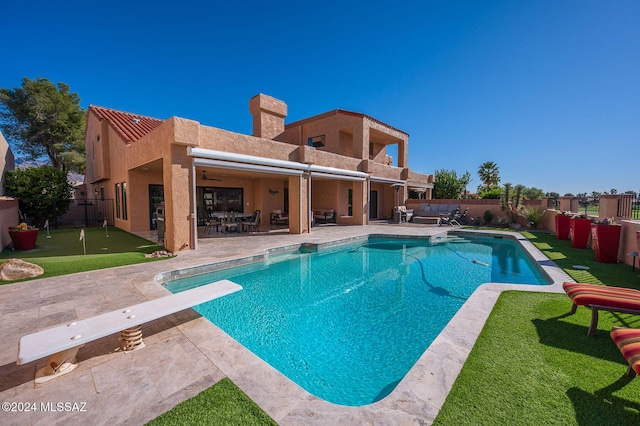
[209, 212, 254, 234]
[210, 212, 253, 220]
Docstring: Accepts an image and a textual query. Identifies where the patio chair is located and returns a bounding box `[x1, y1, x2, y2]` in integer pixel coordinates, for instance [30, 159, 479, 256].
[562, 282, 640, 336]
[221, 211, 239, 234]
[610, 326, 640, 377]
[205, 212, 222, 234]
[242, 210, 261, 233]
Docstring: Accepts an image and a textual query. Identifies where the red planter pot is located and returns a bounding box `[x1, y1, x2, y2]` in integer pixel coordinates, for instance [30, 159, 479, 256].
[570, 218, 592, 249]
[8, 228, 39, 250]
[591, 224, 621, 263]
[555, 215, 571, 240]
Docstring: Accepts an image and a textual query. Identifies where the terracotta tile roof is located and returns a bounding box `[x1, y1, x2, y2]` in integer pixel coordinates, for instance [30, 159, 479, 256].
[285, 109, 409, 136]
[89, 105, 165, 143]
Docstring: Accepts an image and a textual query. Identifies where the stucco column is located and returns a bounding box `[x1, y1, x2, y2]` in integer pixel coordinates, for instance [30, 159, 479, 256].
[288, 175, 304, 234]
[558, 197, 576, 213]
[397, 137, 408, 168]
[353, 123, 368, 161]
[163, 146, 193, 252]
[354, 180, 365, 225]
[599, 194, 632, 220]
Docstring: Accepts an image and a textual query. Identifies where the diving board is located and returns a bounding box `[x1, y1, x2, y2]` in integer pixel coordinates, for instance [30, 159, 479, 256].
[17, 279, 242, 384]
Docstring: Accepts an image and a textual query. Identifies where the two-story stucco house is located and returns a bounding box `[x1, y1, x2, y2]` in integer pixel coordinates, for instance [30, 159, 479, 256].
[84, 94, 433, 252]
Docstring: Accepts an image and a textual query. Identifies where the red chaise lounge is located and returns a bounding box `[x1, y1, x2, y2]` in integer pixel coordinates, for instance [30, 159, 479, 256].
[562, 282, 640, 336]
[610, 327, 640, 377]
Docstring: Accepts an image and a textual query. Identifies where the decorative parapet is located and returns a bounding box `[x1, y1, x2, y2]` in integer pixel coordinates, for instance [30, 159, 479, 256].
[600, 194, 634, 220]
[558, 197, 578, 213]
[172, 117, 201, 146]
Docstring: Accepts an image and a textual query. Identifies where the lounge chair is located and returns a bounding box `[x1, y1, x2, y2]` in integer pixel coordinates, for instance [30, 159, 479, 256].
[562, 282, 640, 336]
[610, 327, 640, 377]
[440, 208, 461, 227]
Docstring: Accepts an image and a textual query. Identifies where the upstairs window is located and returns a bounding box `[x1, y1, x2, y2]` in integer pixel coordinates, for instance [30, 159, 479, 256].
[307, 135, 325, 148]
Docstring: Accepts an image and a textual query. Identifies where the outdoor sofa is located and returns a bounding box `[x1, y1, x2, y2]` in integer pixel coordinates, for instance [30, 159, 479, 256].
[313, 209, 336, 224]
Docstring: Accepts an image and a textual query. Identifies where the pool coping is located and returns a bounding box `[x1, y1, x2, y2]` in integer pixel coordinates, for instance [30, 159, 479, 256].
[158, 229, 572, 424]
[0, 226, 572, 425]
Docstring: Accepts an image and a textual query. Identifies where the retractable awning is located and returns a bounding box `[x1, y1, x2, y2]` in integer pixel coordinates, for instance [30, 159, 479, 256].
[189, 147, 368, 181]
[369, 176, 406, 186]
[407, 182, 434, 191]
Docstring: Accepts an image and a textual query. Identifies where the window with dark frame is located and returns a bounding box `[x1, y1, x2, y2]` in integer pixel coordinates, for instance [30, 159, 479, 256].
[307, 135, 325, 148]
[122, 182, 128, 220]
[200, 186, 244, 213]
[115, 183, 121, 219]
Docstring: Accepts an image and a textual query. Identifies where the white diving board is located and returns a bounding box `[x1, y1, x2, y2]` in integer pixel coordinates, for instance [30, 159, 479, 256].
[17, 279, 242, 384]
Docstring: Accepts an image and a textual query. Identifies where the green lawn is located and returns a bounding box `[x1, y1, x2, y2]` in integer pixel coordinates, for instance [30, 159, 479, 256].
[1, 227, 169, 282]
[146, 378, 277, 426]
[434, 231, 640, 425]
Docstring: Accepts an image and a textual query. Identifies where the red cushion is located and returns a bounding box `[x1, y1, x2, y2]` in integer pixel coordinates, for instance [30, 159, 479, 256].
[570, 293, 640, 311]
[563, 282, 640, 299]
[611, 327, 640, 376]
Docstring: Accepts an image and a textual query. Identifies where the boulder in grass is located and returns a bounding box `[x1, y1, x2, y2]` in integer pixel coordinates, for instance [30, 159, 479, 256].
[0, 259, 44, 281]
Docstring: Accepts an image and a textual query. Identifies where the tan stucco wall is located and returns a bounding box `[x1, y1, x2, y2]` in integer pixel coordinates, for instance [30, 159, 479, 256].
[621, 220, 640, 268]
[366, 117, 409, 168]
[312, 179, 364, 225]
[311, 180, 337, 212]
[0, 131, 15, 196]
[370, 182, 397, 220]
[279, 111, 410, 169]
[0, 198, 19, 251]
[249, 94, 287, 140]
[200, 126, 299, 161]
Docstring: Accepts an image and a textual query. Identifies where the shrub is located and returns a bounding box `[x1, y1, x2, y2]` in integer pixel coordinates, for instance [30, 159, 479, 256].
[522, 206, 544, 229]
[4, 166, 73, 227]
[479, 186, 503, 199]
[483, 209, 494, 225]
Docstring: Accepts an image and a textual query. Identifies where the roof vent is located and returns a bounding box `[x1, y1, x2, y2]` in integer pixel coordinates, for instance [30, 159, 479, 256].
[132, 118, 140, 124]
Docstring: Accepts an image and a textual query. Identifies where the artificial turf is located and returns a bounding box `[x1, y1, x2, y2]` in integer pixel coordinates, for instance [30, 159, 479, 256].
[0, 227, 169, 282]
[145, 378, 277, 426]
[434, 231, 640, 425]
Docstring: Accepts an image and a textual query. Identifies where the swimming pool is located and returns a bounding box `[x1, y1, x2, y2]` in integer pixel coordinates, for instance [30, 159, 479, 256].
[164, 234, 549, 406]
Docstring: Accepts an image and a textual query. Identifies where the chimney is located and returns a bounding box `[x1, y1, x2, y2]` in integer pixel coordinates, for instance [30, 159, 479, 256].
[249, 94, 287, 139]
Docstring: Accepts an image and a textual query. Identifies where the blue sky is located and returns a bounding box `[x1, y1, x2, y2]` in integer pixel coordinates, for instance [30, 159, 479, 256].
[2, 1, 638, 196]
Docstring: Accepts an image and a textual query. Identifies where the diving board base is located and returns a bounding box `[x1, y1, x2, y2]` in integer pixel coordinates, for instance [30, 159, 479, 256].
[34, 346, 82, 386]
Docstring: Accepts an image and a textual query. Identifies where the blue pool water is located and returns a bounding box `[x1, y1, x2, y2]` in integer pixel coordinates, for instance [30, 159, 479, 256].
[165, 235, 548, 406]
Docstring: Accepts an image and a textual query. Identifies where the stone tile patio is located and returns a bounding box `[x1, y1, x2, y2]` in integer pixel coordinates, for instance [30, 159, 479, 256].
[0, 224, 571, 425]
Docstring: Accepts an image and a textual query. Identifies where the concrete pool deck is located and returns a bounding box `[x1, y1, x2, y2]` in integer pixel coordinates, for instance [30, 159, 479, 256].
[0, 224, 571, 425]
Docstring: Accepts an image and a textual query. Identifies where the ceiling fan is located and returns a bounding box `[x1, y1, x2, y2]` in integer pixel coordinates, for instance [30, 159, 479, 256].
[201, 170, 221, 181]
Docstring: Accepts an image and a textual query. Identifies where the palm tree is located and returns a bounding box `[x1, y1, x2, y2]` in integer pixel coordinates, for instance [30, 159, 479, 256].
[478, 161, 500, 189]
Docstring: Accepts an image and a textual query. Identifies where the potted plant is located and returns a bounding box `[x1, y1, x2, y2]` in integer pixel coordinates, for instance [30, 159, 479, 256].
[590, 218, 622, 263]
[570, 214, 592, 249]
[8, 222, 40, 250]
[555, 211, 572, 240]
